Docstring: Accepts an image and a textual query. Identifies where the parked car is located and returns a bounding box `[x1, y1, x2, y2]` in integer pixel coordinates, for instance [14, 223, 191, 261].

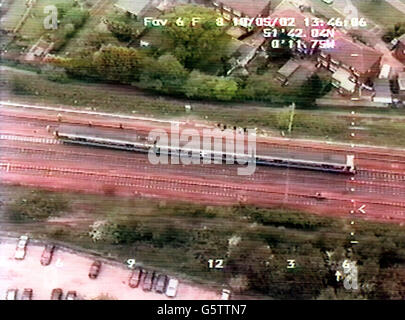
[142, 271, 155, 291]
[21, 288, 33, 300]
[14, 235, 29, 260]
[165, 278, 179, 298]
[88, 260, 102, 279]
[50, 288, 63, 300]
[66, 291, 77, 300]
[40, 244, 55, 266]
[154, 274, 168, 293]
[221, 289, 231, 300]
[6, 289, 18, 300]
[128, 267, 143, 288]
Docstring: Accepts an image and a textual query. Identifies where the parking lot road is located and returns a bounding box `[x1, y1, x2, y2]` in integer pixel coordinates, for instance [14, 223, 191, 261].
[0, 240, 220, 300]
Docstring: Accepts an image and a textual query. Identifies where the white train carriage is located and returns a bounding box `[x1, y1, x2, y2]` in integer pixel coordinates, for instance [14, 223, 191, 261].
[54, 126, 356, 174]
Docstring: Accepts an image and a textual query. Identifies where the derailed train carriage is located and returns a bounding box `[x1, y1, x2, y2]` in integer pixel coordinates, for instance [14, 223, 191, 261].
[54, 125, 356, 174]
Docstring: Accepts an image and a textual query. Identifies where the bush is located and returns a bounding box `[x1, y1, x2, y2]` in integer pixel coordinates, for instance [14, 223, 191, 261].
[7, 191, 68, 221]
[184, 71, 238, 101]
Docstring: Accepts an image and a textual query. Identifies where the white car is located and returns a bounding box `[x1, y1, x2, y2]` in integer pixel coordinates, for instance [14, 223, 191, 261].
[14, 235, 29, 260]
[165, 278, 179, 298]
[221, 289, 231, 300]
[322, 0, 334, 4]
[6, 289, 18, 300]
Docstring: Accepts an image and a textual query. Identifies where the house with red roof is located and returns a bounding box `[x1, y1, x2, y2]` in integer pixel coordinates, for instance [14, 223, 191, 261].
[394, 34, 405, 63]
[268, 9, 333, 55]
[317, 34, 382, 93]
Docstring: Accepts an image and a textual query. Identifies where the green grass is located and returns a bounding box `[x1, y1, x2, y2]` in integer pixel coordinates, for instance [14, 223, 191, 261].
[18, 0, 72, 43]
[61, 1, 121, 56]
[0, 0, 27, 31]
[355, 0, 405, 30]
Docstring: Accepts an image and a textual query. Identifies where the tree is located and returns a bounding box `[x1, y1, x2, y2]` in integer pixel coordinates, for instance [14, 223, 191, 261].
[93, 46, 146, 83]
[383, 22, 405, 43]
[184, 71, 238, 101]
[298, 74, 324, 107]
[161, 5, 229, 69]
[105, 19, 141, 42]
[139, 54, 189, 93]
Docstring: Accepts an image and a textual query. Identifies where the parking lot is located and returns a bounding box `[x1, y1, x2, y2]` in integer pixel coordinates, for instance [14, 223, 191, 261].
[0, 237, 220, 300]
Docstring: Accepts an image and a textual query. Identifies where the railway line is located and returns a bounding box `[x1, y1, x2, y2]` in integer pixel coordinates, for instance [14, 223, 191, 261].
[2, 106, 405, 172]
[1, 103, 405, 222]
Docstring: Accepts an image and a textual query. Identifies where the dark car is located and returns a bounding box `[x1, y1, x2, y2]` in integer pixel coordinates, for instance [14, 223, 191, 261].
[21, 288, 33, 300]
[65, 291, 77, 300]
[50, 288, 63, 300]
[128, 267, 143, 288]
[40, 244, 56, 266]
[142, 271, 155, 291]
[88, 260, 102, 279]
[154, 274, 168, 294]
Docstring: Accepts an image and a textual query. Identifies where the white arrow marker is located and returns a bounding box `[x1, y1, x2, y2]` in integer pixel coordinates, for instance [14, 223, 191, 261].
[358, 205, 366, 214]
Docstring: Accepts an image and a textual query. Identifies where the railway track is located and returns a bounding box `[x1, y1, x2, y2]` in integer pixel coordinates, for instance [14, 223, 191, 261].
[2, 109, 405, 169]
[1, 161, 405, 210]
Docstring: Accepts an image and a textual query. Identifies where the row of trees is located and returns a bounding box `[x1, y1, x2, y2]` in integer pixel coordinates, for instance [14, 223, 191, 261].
[51, 45, 324, 105]
[83, 202, 405, 300]
[6, 189, 405, 299]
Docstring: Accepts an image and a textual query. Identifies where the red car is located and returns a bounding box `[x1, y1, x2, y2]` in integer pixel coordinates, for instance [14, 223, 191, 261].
[21, 288, 33, 300]
[40, 244, 55, 266]
[50, 288, 63, 300]
[88, 261, 102, 279]
[142, 271, 155, 291]
[128, 267, 143, 288]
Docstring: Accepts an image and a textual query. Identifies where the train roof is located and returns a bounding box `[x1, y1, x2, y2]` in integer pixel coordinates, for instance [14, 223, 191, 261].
[56, 125, 143, 144]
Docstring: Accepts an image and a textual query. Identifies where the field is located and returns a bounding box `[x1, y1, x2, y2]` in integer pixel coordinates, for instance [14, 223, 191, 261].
[60, 0, 120, 56]
[355, 0, 405, 30]
[1, 185, 405, 299]
[18, 0, 70, 43]
[0, 0, 27, 32]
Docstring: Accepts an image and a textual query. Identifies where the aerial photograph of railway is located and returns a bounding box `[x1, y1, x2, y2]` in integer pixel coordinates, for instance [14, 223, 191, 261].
[1, 0, 405, 308]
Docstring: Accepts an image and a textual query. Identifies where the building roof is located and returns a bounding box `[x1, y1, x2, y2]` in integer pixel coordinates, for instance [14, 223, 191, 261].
[115, 0, 151, 16]
[398, 33, 405, 43]
[374, 79, 392, 102]
[398, 72, 405, 91]
[270, 8, 331, 44]
[332, 68, 356, 92]
[277, 59, 300, 78]
[322, 34, 382, 75]
[217, 0, 270, 17]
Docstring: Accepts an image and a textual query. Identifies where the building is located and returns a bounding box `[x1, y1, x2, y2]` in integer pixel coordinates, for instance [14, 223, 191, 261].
[394, 34, 405, 63]
[398, 72, 405, 98]
[331, 68, 356, 95]
[276, 59, 300, 86]
[114, 0, 160, 19]
[373, 79, 392, 104]
[318, 34, 382, 89]
[211, 0, 271, 20]
[269, 9, 331, 55]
